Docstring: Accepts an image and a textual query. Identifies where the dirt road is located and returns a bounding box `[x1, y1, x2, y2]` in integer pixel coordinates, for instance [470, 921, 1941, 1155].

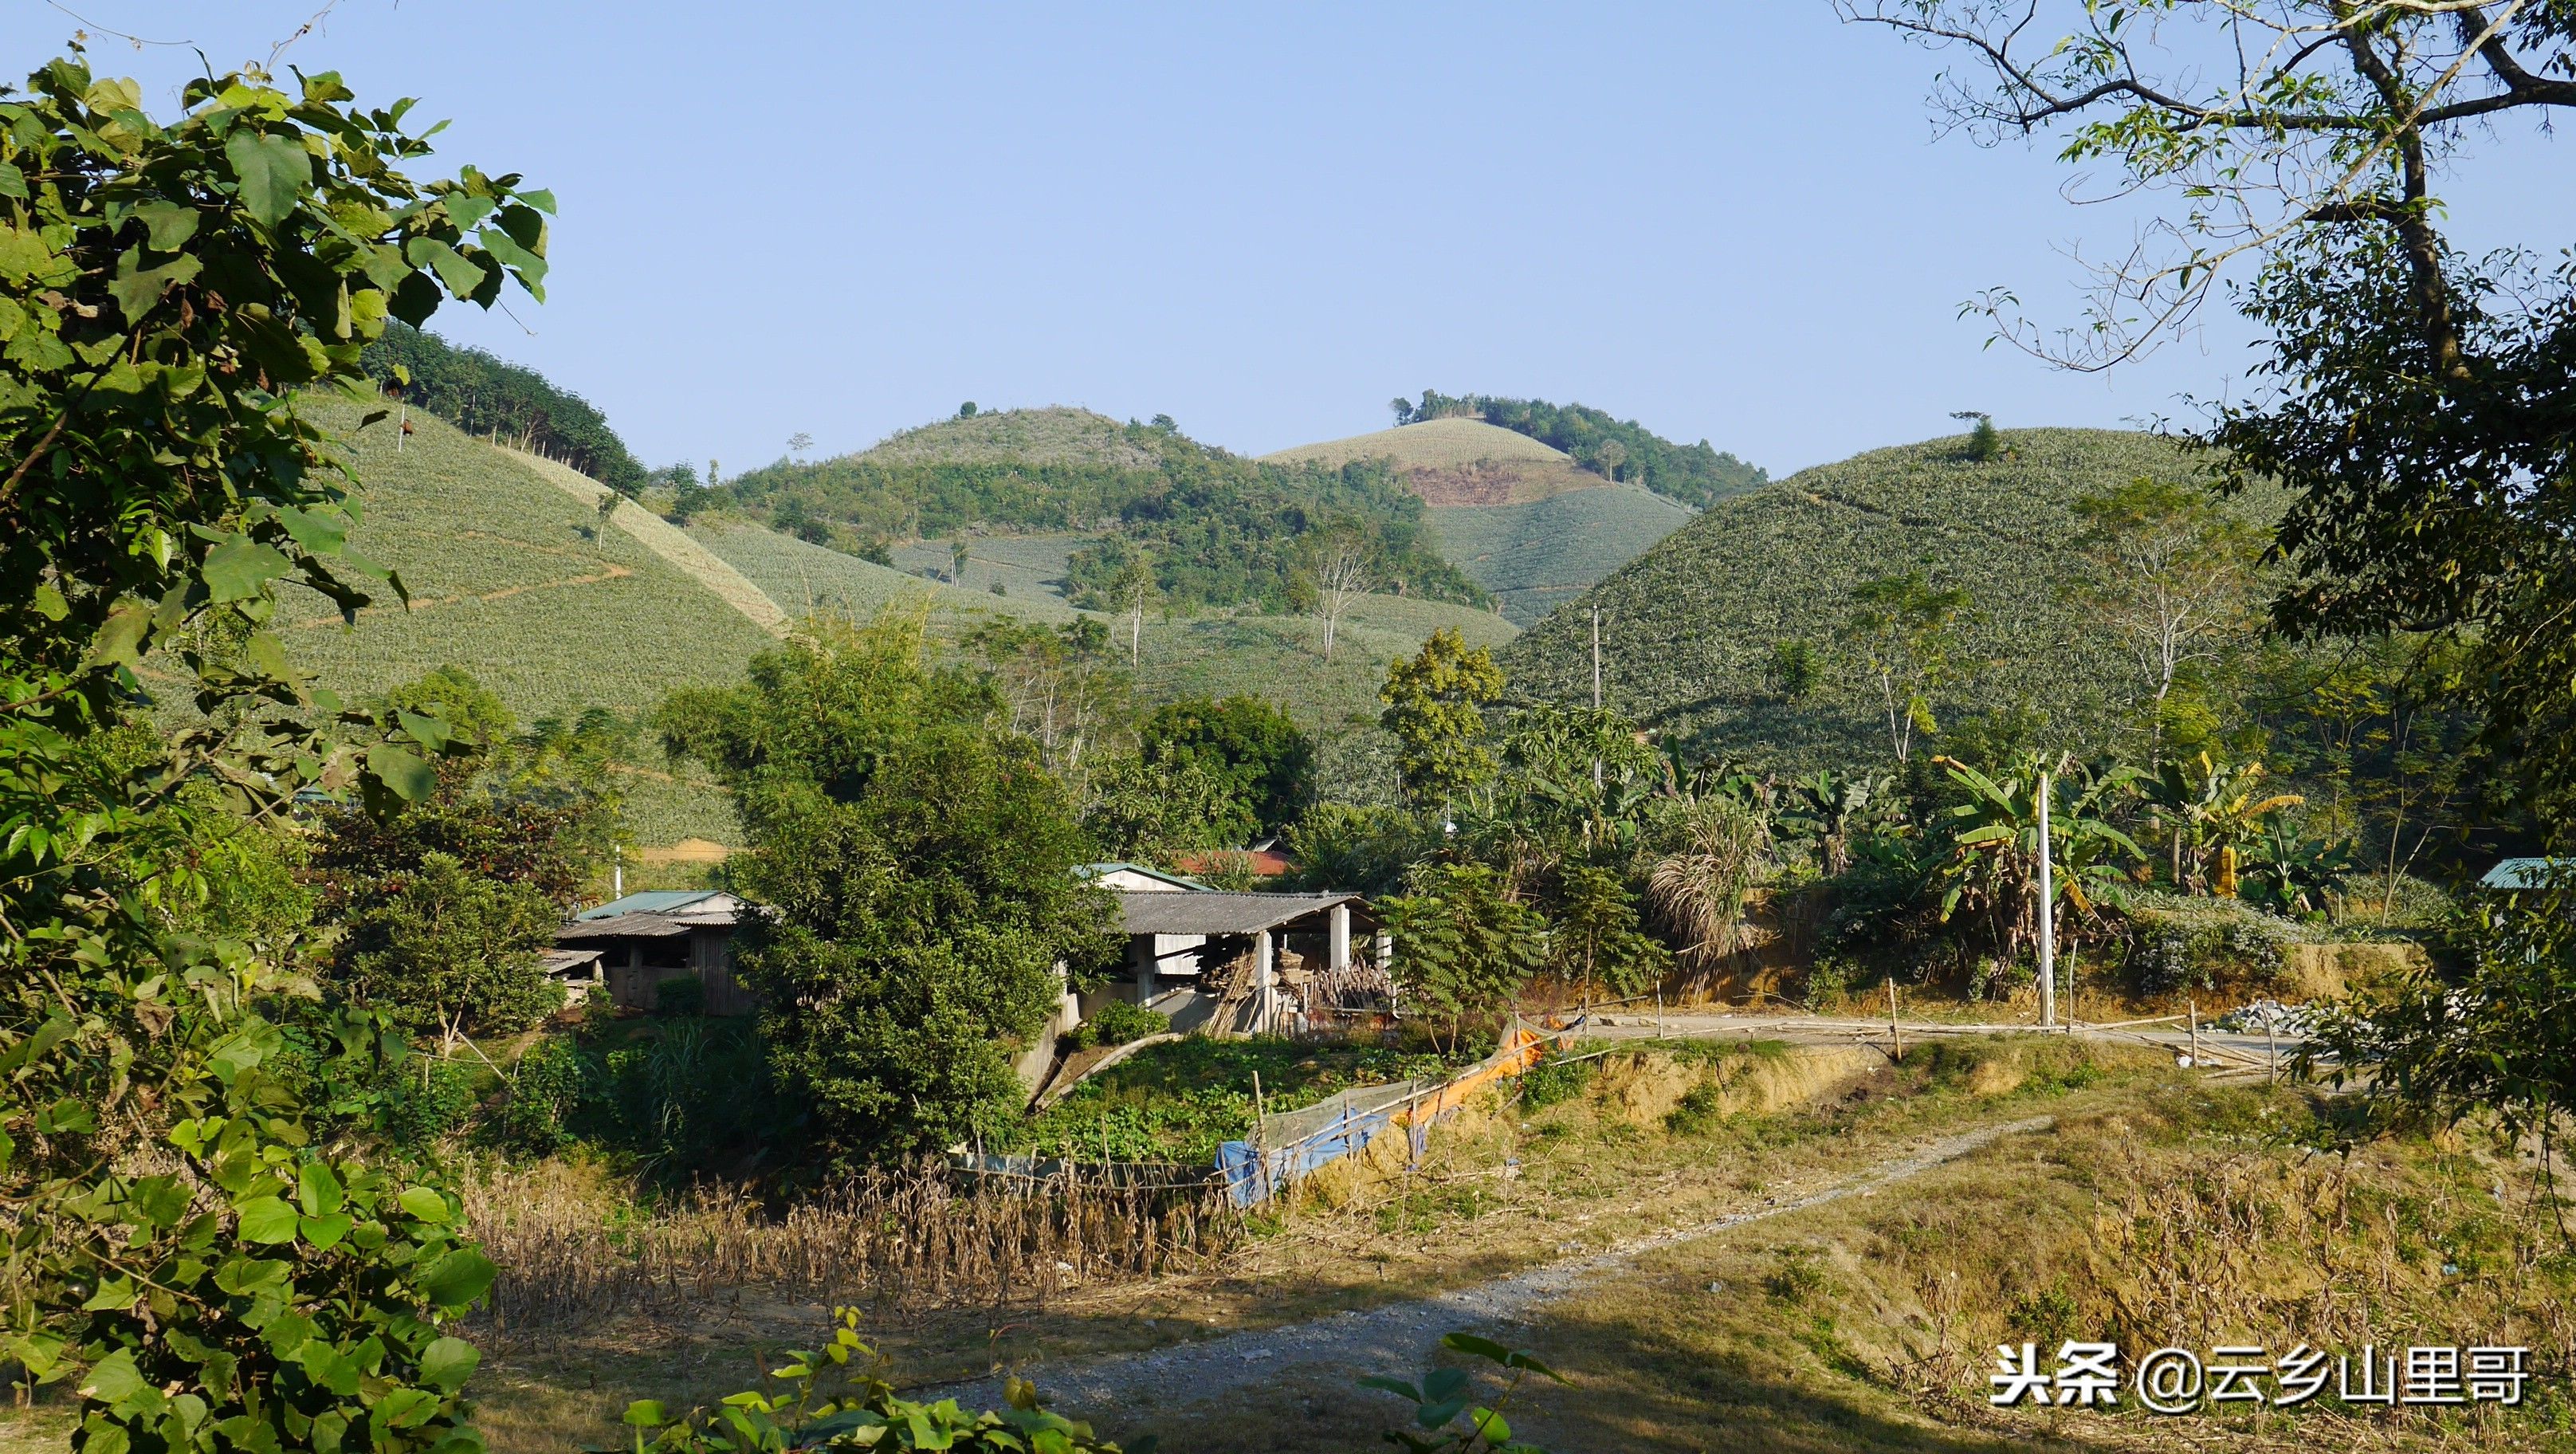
[926, 1113, 2057, 1417]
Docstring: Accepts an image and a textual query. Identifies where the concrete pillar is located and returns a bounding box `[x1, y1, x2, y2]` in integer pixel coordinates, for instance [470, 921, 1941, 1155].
[1255, 929, 1274, 1035]
[1329, 903, 1351, 973]
[1132, 933, 1155, 1004]
[1374, 929, 1392, 975]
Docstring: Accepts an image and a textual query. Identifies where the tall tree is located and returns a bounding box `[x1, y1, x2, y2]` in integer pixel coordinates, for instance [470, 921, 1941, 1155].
[1380, 627, 1506, 806]
[657, 617, 1117, 1159]
[1844, 1, 2576, 824]
[1141, 694, 1314, 832]
[1841, 572, 1970, 764]
[1307, 534, 1373, 662]
[2067, 477, 2264, 757]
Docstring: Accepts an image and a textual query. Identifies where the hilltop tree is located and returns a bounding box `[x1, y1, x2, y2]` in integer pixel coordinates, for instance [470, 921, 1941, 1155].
[1951, 410, 2001, 462]
[1842, 572, 1971, 764]
[2068, 477, 2264, 760]
[1381, 627, 1507, 805]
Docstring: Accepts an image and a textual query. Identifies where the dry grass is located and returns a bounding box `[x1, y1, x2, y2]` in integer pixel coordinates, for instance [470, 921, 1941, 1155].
[461, 1159, 1237, 1337]
[1261, 418, 1572, 471]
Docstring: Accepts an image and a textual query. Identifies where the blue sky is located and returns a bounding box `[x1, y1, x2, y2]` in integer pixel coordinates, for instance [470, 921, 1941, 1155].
[9, 2, 2566, 477]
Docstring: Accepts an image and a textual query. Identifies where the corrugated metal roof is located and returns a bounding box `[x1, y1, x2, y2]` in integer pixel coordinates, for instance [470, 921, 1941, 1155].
[578, 890, 724, 920]
[2481, 858, 2574, 890]
[1115, 890, 1363, 936]
[558, 913, 694, 941]
[1077, 862, 1208, 891]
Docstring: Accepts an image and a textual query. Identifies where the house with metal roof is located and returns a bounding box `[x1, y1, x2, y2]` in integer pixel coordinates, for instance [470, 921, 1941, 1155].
[555, 890, 755, 1015]
[2480, 858, 2574, 891]
[1099, 885, 1386, 1037]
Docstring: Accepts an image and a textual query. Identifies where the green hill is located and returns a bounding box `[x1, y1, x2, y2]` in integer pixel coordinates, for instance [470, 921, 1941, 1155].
[1393, 390, 1768, 508]
[1497, 427, 2277, 768]
[709, 407, 1483, 614]
[1262, 419, 1696, 624]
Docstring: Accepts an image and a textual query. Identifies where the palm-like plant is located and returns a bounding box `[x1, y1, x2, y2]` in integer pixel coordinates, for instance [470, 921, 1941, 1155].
[1782, 769, 1898, 876]
[1931, 754, 2145, 964]
[2240, 817, 2356, 915]
[2144, 753, 2304, 894]
[1647, 795, 1773, 977]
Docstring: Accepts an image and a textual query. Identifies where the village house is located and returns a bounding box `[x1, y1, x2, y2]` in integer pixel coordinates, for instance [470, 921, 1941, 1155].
[554, 889, 756, 1015]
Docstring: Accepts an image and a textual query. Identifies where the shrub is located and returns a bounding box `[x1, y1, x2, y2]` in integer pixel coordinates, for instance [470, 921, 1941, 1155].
[2122, 890, 2306, 996]
[489, 1036, 588, 1154]
[1087, 999, 1171, 1047]
[654, 975, 707, 1017]
[1517, 1055, 1597, 1110]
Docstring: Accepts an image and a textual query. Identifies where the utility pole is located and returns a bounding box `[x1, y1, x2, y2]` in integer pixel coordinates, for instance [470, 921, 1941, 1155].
[1591, 607, 1604, 790]
[2036, 771, 2056, 1028]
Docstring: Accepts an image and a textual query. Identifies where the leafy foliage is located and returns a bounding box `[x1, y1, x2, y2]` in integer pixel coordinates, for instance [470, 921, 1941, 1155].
[328, 850, 564, 1035]
[1360, 1330, 1567, 1454]
[0, 49, 547, 1454]
[658, 617, 1117, 1161]
[1381, 864, 1546, 1049]
[1141, 693, 1314, 832]
[1381, 627, 1506, 804]
[621, 1310, 1127, 1454]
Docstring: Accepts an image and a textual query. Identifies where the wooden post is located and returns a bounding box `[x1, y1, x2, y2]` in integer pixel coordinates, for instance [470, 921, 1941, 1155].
[1888, 979, 1903, 1063]
[2036, 771, 2056, 1029]
[2266, 1017, 2279, 1088]
[1250, 1071, 1268, 1201]
[2188, 997, 2200, 1069]
[1655, 988, 1665, 1039]
[1591, 607, 1604, 791]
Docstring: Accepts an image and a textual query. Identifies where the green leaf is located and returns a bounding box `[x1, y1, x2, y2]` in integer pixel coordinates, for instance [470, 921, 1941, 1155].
[0, 163, 23, 200]
[1422, 1368, 1469, 1402]
[366, 745, 437, 803]
[299, 1159, 346, 1216]
[398, 710, 453, 753]
[130, 1175, 193, 1228]
[1357, 1376, 1421, 1401]
[1439, 1333, 1514, 1365]
[80, 1349, 145, 1405]
[203, 536, 293, 603]
[137, 199, 198, 250]
[1467, 1407, 1510, 1444]
[518, 188, 557, 214]
[274, 505, 348, 555]
[404, 237, 487, 297]
[419, 1248, 497, 1311]
[226, 129, 312, 227]
[86, 602, 153, 667]
[418, 1336, 480, 1393]
[1416, 1397, 1467, 1428]
[397, 1186, 451, 1223]
[375, 1388, 440, 1430]
[234, 1195, 300, 1244]
[298, 1212, 353, 1249]
[622, 1402, 669, 1429]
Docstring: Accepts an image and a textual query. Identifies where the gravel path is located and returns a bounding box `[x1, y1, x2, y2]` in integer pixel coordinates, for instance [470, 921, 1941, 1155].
[925, 1113, 2058, 1415]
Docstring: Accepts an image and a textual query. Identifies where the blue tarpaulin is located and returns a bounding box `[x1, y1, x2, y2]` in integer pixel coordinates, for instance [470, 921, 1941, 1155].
[1215, 1101, 1393, 1206]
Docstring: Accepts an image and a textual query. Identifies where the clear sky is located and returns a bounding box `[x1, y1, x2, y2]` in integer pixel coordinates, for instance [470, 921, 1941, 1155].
[8, 2, 2566, 478]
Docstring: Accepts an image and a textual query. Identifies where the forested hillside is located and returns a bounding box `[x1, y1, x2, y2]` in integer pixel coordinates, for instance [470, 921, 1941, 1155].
[705, 407, 1485, 613]
[1501, 427, 2282, 768]
[362, 321, 656, 492]
[1393, 389, 1766, 507]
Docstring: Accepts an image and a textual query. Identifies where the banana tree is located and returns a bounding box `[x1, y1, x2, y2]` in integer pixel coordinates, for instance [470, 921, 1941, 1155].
[1931, 754, 2145, 965]
[1781, 769, 1899, 876]
[2240, 817, 2356, 915]
[2143, 753, 2305, 894]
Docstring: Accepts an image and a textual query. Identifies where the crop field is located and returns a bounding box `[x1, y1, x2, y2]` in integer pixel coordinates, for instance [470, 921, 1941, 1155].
[271, 401, 779, 725]
[854, 404, 1160, 468]
[1260, 417, 1569, 470]
[1502, 428, 2288, 768]
[690, 520, 1083, 628]
[885, 532, 1085, 602]
[1431, 481, 1696, 626]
